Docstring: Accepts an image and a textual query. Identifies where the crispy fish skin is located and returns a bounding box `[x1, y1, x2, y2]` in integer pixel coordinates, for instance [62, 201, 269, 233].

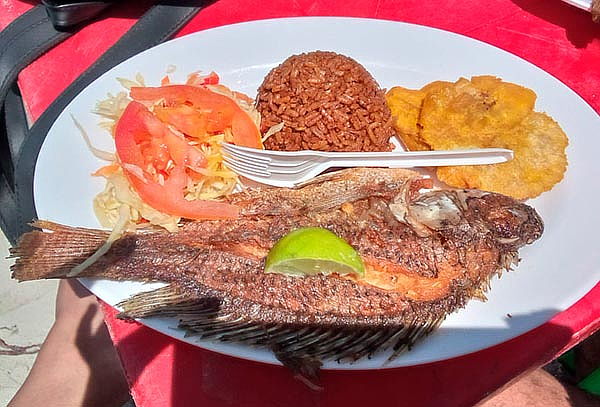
[11, 169, 542, 322]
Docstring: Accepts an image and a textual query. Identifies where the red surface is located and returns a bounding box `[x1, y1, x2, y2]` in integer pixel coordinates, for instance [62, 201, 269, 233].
[3, 1, 600, 406]
[100, 288, 600, 407]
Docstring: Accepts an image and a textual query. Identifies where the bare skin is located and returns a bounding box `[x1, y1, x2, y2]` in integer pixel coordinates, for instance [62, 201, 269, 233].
[480, 368, 599, 407]
[9, 280, 130, 407]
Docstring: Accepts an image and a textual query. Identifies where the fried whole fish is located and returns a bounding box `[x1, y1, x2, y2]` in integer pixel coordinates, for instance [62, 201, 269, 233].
[10, 168, 543, 372]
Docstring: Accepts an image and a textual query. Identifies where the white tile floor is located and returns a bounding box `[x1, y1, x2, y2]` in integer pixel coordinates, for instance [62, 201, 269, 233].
[0, 233, 58, 405]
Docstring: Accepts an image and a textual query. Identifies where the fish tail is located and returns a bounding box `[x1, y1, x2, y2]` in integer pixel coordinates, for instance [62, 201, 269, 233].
[10, 221, 108, 281]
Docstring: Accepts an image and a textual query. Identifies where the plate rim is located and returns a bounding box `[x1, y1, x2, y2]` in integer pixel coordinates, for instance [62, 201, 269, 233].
[33, 16, 600, 370]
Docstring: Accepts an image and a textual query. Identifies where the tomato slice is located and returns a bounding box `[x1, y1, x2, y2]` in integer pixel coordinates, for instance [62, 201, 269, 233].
[154, 104, 208, 140]
[130, 85, 263, 148]
[114, 101, 239, 220]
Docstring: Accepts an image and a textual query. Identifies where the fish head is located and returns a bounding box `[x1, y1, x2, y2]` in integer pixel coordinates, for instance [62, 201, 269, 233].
[390, 182, 543, 248]
[457, 190, 544, 248]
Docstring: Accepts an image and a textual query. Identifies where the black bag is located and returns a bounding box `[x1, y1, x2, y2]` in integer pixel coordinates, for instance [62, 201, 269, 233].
[0, 1, 206, 245]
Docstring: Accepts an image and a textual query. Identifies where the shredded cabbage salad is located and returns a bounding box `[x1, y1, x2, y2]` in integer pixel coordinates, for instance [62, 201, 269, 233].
[83, 71, 262, 233]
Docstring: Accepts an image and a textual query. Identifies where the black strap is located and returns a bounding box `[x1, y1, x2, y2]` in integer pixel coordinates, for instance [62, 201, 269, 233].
[0, 5, 73, 104]
[0, 4, 73, 185]
[1, 2, 206, 244]
[0, 2, 109, 241]
[41, 1, 116, 28]
[0, 84, 28, 238]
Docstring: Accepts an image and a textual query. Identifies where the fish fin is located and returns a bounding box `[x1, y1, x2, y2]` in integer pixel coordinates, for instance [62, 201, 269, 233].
[273, 352, 323, 391]
[385, 316, 445, 362]
[294, 167, 418, 188]
[121, 284, 326, 389]
[118, 285, 446, 369]
[292, 168, 354, 188]
[117, 285, 220, 320]
[10, 221, 109, 281]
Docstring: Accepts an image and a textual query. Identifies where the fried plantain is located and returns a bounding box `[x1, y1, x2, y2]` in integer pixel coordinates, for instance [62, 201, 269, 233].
[419, 76, 537, 149]
[436, 112, 568, 199]
[386, 76, 567, 199]
[386, 81, 452, 151]
[386, 86, 429, 151]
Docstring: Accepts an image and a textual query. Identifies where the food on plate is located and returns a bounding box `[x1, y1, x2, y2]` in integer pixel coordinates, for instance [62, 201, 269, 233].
[386, 76, 569, 199]
[385, 81, 451, 151]
[11, 168, 543, 376]
[91, 73, 262, 232]
[420, 76, 537, 148]
[437, 112, 569, 199]
[37, 53, 563, 381]
[256, 51, 395, 152]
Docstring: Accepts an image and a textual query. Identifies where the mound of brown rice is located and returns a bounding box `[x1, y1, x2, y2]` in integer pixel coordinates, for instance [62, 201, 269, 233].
[256, 51, 395, 152]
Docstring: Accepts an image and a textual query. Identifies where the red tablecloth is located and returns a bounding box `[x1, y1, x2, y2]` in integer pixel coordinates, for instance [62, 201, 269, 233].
[3, 1, 600, 406]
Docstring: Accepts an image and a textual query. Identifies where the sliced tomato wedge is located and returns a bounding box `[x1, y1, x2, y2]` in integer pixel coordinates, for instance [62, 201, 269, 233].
[154, 104, 208, 140]
[129, 85, 263, 148]
[114, 101, 239, 220]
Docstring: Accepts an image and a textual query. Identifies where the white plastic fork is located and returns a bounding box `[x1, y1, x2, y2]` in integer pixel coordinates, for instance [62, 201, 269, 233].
[561, 0, 592, 11]
[221, 143, 513, 188]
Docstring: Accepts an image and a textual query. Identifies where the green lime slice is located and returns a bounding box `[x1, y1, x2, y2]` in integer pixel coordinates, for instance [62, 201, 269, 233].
[265, 227, 365, 278]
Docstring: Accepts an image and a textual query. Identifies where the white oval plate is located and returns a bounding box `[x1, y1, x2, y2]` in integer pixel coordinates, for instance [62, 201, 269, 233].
[34, 17, 600, 369]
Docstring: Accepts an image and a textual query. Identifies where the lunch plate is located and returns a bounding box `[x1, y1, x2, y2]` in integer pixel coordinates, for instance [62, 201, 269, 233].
[33, 17, 600, 369]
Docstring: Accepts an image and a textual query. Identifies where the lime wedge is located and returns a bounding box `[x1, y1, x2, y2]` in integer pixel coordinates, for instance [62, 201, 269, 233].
[265, 227, 365, 277]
